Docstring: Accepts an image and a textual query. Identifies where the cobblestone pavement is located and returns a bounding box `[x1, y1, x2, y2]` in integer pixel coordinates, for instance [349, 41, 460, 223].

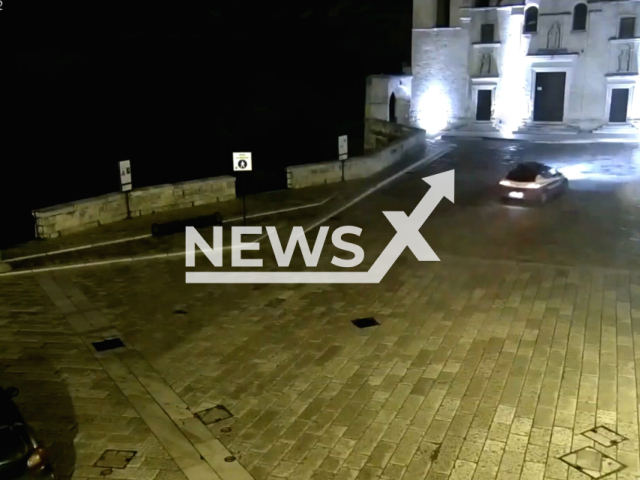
[0, 277, 185, 480]
[3, 140, 640, 480]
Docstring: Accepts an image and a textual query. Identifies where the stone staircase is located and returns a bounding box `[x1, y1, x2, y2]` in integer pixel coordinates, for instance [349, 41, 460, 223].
[516, 123, 581, 135]
[448, 122, 501, 133]
[591, 123, 639, 134]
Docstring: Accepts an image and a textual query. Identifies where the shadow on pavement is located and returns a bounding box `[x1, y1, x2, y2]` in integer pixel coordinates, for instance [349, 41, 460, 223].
[1, 353, 77, 480]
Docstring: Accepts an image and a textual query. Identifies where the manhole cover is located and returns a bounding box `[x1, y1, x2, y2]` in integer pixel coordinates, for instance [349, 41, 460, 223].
[351, 317, 379, 328]
[220, 427, 232, 433]
[92, 338, 125, 352]
[196, 405, 233, 425]
[581, 426, 627, 448]
[559, 446, 625, 479]
[94, 450, 136, 469]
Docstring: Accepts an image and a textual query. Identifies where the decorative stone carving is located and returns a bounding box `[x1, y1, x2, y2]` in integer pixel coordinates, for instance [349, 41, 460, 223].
[479, 53, 492, 75]
[547, 21, 562, 50]
[618, 44, 633, 72]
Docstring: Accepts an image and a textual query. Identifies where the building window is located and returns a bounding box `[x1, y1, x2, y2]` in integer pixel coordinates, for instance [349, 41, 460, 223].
[572, 3, 587, 31]
[524, 6, 538, 33]
[619, 17, 636, 39]
[480, 23, 495, 43]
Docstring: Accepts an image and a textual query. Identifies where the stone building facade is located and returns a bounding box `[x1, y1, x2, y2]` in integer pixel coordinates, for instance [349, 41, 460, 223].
[366, 0, 640, 135]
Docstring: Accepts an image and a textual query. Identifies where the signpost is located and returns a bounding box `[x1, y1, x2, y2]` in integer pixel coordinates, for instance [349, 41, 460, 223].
[119, 160, 132, 218]
[233, 152, 252, 225]
[338, 135, 348, 181]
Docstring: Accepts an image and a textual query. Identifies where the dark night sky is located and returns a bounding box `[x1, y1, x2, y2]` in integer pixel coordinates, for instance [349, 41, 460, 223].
[4, 0, 411, 245]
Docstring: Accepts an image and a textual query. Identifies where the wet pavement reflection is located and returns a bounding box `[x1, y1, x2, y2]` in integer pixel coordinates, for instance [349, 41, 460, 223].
[346, 139, 640, 272]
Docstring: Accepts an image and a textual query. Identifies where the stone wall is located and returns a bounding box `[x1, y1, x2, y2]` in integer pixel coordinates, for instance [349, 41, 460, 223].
[33, 176, 236, 239]
[410, 28, 470, 133]
[364, 118, 420, 152]
[286, 162, 343, 189]
[128, 176, 236, 217]
[365, 75, 412, 126]
[34, 193, 128, 239]
[286, 121, 425, 189]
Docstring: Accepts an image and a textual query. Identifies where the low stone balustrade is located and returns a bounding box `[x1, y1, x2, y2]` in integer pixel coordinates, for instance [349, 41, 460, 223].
[33, 176, 236, 239]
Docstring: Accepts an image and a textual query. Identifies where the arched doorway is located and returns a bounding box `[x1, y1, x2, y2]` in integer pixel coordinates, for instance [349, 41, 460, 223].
[389, 93, 397, 123]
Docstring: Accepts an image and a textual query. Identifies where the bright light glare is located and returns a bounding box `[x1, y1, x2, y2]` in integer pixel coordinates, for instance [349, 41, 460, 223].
[499, 127, 516, 139]
[558, 164, 588, 180]
[398, 84, 410, 97]
[416, 84, 451, 135]
[492, 13, 531, 134]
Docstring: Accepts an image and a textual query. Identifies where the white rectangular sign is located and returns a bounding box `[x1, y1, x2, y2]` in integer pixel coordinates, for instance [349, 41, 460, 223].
[233, 152, 252, 171]
[338, 135, 348, 161]
[119, 160, 132, 191]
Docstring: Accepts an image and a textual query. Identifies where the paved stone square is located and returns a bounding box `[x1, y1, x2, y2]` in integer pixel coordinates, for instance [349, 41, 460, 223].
[3, 140, 640, 480]
[0, 277, 183, 480]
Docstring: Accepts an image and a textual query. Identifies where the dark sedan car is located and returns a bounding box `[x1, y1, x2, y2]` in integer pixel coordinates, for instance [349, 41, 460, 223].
[0, 387, 55, 480]
[499, 161, 569, 203]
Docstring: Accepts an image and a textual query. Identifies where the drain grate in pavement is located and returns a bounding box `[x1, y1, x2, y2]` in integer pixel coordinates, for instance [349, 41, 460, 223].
[581, 426, 627, 448]
[559, 447, 625, 479]
[94, 450, 136, 469]
[92, 338, 125, 352]
[351, 317, 379, 328]
[196, 404, 233, 425]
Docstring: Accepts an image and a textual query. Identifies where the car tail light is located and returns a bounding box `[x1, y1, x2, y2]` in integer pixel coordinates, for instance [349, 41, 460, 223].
[500, 180, 541, 188]
[27, 448, 48, 470]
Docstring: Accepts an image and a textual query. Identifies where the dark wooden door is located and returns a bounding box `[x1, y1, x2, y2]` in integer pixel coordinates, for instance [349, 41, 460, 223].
[609, 88, 629, 123]
[389, 93, 397, 123]
[476, 90, 492, 121]
[533, 72, 566, 122]
[436, 0, 450, 27]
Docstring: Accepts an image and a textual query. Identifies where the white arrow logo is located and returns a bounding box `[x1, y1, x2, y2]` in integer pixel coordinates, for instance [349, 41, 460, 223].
[186, 170, 454, 283]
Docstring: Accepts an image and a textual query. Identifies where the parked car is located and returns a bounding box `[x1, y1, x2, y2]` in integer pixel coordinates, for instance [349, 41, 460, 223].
[499, 161, 569, 203]
[0, 387, 56, 479]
